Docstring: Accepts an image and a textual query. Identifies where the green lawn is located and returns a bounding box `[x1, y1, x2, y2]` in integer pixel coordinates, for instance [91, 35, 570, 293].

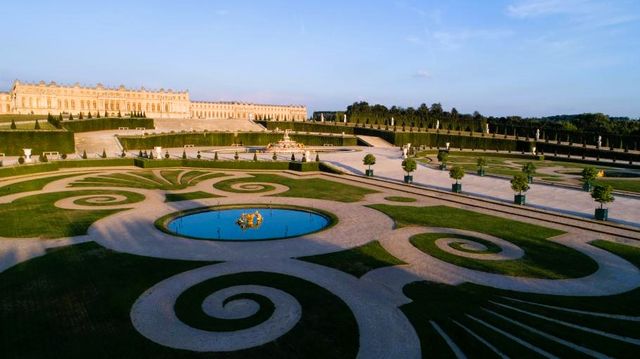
[0, 173, 81, 196]
[0, 121, 57, 130]
[0, 114, 48, 123]
[165, 191, 222, 202]
[0, 190, 144, 238]
[71, 170, 227, 191]
[593, 178, 640, 193]
[0, 242, 358, 358]
[213, 174, 376, 202]
[298, 241, 405, 277]
[369, 204, 598, 278]
[401, 240, 640, 358]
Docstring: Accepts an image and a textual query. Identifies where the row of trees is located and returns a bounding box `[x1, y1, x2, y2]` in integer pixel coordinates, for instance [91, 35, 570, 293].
[333, 102, 640, 138]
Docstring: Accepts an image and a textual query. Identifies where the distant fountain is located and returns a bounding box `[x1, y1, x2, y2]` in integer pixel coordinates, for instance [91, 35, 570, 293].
[266, 129, 305, 152]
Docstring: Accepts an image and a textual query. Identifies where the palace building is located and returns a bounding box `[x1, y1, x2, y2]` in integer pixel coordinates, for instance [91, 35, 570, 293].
[0, 80, 307, 121]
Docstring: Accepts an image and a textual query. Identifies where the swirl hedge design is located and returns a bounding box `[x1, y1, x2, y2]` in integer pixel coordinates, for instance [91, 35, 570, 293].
[132, 270, 358, 356]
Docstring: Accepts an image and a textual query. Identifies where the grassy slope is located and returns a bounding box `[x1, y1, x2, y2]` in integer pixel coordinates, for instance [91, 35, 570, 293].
[213, 173, 376, 202]
[369, 204, 597, 278]
[593, 178, 640, 193]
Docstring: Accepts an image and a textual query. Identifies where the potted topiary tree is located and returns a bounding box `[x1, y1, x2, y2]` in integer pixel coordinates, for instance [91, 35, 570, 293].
[291, 153, 296, 161]
[581, 167, 598, 192]
[165, 151, 170, 159]
[82, 150, 88, 159]
[449, 166, 465, 193]
[511, 173, 530, 205]
[477, 157, 487, 176]
[234, 151, 240, 160]
[102, 148, 107, 158]
[437, 151, 449, 170]
[197, 151, 201, 159]
[253, 152, 258, 162]
[402, 157, 417, 184]
[315, 153, 320, 162]
[121, 149, 127, 158]
[592, 184, 614, 221]
[522, 162, 536, 183]
[182, 150, 187, 159]
[363, 153, 376, 176]
[272, 152, 278, 161]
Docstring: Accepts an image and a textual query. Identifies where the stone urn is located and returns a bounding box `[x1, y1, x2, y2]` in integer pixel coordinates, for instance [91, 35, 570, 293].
[23, 148, 32, 163]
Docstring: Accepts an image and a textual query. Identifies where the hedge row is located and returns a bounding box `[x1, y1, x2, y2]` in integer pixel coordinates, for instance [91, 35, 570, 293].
[134, 158, 322, 171]
[536, 142, 640, 162]
[62, 117, 154, 132]
[117, 132, 357, 149]
[0, 158, 135, 178]
[257, 120, 356, 135]
[0, 130, 75, 155]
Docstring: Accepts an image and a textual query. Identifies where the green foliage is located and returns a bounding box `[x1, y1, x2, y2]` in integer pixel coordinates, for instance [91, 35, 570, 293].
[117, 131, 356, 149]
[521, 161, 536, 175]
[363, 153, 376, 169]
[581, 167, 599, 182]
[34, 119, 41, 130]
[476, 157, 487, 168]
[253, 152, 258, 161]
[0, 130, 75, 155]
[402, 157, 417, 174]
[101, 148, 107, 158]
[591, 184, 615, 208]
[10, 119, 17, 129]
[510, 173, 530, 194]
[448, 166, 465, 182]
[68, 113, 73, 121]
[62, 117, 154, 132]
[82, 150, 88, 159]
[437, 150, 449, 164]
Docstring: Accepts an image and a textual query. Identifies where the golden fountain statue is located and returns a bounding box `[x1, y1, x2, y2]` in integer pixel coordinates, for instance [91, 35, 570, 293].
[236, 210, 264, 230]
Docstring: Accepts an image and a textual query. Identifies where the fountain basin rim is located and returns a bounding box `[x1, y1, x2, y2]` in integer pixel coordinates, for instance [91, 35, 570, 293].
[155, 204, 338, 242]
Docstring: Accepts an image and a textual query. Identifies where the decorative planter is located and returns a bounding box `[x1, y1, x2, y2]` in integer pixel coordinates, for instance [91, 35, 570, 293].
[452, 183, 462, 193]
[582, 182, 592, 192]
[527, 175, 533, 184]
[514, 194, 526, 205]
[477, 168, 485, 176]
[365, 169, 374, 177]
[439, 164, 447, 171]
[595, 208, 608, 221]
[404, 175, 413, 184]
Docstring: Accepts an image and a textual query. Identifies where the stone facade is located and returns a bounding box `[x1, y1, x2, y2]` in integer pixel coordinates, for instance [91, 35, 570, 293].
[0, 80, 306, 120]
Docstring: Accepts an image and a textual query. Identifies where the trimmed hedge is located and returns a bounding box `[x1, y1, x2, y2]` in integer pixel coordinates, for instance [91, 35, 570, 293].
[57, 158, 136, 168]
[133, 158, 321, 171]
[536, 142, 640, 162]
[117, 132, 357, 149]
[0, 130, 75, 155]
[257, 120, 356, 135]
[0, 163, 60, 178]
[62, 117, 154, 132]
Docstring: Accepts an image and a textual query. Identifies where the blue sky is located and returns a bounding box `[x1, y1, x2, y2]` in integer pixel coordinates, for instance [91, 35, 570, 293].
[1, 0, 639, 117]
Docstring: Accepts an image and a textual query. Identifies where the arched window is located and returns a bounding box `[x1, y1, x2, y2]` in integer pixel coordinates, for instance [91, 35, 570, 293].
[151, 104, 155, 112]
[64, 99, 68, 109]
[165, 104, 169, 112]
[71, 100, 75, 110]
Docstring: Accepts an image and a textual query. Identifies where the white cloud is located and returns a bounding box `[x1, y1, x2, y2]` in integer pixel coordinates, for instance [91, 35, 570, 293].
[413, 70, 431, 79]
[432, 29, 513, 49]
[507, 0, 639, 27]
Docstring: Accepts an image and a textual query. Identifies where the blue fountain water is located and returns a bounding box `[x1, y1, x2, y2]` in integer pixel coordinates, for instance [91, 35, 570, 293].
[167, 207, 330, 241]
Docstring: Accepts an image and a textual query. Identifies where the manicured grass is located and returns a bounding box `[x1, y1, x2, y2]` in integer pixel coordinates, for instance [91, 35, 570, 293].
[369, 204, 597, 278]
[0, 114, 47, 123]
[213, 174, 376, 202]
[0, 173, 81, 196]
[593, 178, 640, 193]
[384, 196, 417, 202]
[164, 191, 222, 202]
[298, 241, 405, 277]
[0, 121, 58, 130]
[0, 190, 144, 238]
[71, 170, 226, 190]
[0, 242, 358, 358]
[0, 242, 215, 358]
[402, 240, 640, 358]
[174, 271, 358, 358]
